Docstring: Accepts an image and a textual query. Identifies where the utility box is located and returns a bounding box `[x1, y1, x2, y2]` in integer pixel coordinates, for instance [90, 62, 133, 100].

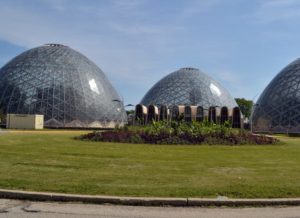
[6, 114, 44, 129]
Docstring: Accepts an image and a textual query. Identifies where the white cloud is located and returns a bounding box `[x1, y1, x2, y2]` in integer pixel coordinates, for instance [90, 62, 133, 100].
[0, 0, 235, 104]
[254, 0, 300, 23]
[111, 0, 144, 10]
[45, 0, 66, 12]
[181, 0, 221, 17]
[214, 70, 240, 84]
[209, 69, 253, 99]
[0, 2, 153, 72]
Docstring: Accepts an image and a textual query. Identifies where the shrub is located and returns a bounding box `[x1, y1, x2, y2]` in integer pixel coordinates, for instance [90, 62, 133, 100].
[76, 121, 279, 145]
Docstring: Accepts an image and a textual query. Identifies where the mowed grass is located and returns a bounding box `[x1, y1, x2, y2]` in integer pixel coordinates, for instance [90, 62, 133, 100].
[0, 130, 300, 198]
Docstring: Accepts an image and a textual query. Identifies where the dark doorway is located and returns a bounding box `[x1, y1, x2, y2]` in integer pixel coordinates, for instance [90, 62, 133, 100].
[184, 106, 192, 122]
[159, 105, 168, 121]
[220, 107, 228, 125]
[208, 107, 217, 123]
[196, 106, 204, 122]
[232, 107, 241, 128]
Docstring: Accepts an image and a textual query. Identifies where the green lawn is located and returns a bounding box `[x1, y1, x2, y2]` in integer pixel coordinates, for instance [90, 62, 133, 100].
[0, 130, 300, 198]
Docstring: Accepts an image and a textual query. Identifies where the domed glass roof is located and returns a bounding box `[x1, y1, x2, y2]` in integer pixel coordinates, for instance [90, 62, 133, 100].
[252, 58, 300, 133]
[141, 67, 237, 108]
[0, 44, 126, 128]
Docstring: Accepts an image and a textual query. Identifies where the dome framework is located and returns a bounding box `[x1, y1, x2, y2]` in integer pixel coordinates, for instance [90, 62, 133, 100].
[0, 44, 126, 128]
[136, 68, 242, 127]
[252, 58, 300, 133]
[141, 67, 237, 109]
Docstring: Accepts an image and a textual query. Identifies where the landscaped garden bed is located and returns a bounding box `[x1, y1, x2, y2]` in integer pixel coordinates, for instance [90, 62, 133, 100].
[77, 121, 279, 145]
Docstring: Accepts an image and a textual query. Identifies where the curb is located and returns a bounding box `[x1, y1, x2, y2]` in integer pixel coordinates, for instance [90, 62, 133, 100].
[1, 189, 300, 207]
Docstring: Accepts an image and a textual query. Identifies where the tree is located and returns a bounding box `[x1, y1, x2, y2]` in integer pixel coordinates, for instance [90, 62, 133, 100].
[235, 98, 253, 118]
[126, 110, 134, 115]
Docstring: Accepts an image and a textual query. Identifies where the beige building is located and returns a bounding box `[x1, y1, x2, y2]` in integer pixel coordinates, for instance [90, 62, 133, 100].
[6, 114, 44, 129]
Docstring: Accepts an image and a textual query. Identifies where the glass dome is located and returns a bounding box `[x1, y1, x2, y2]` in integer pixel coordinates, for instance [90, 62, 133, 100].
[141, 67, 237, 108]
[0, 44, 126, 128]
[252, 58, 300, 133]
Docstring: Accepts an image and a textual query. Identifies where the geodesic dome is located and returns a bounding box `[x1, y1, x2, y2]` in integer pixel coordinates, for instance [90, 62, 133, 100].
[140, 67, 237, 109]
[0, 44, 126, 128]
[252, 58, 300, 133]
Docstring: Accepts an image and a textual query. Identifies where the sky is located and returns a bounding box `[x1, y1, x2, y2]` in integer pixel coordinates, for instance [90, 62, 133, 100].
[1, 0, 300, 105]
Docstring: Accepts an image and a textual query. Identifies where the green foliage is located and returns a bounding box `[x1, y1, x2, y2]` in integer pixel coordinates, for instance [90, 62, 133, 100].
[80, 121, 278, 145]
[126, 110, 134, 115]
[235, 98, 254, 118]
[143, 120, 175, 135]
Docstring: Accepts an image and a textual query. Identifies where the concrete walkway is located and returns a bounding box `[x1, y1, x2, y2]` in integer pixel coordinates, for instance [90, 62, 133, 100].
[1, 199, 300, 218]
[1, 189, 300, 207]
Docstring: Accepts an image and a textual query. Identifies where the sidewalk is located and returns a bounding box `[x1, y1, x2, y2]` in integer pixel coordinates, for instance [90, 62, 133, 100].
[1, 189, 300, 207]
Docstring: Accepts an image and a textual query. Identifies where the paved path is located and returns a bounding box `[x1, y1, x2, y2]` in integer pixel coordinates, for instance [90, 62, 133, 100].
[1, 199, 300, 218]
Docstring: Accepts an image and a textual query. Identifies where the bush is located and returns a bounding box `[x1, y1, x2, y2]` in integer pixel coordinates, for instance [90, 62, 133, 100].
[76, 121, 279, 145]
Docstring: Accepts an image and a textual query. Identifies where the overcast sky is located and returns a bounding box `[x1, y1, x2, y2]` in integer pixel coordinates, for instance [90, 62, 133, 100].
[1, 0, 300, 105]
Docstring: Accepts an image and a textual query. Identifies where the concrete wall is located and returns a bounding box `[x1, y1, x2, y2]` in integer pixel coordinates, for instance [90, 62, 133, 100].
[6, 114, 44, 129]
